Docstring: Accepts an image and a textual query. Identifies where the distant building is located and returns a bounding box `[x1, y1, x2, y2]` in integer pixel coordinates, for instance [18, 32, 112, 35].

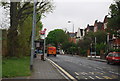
[76, 28, 85, 42]
[103, 15, 109, 30]
[94, 20, 104, 32]
[67, 32, 77, 43]
[85, 24, 94, 34]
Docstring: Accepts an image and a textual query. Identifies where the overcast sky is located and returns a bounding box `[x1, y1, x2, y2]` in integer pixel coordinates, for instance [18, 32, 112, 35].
[41, 0, 113, 35]
[0, 0, 113, 35]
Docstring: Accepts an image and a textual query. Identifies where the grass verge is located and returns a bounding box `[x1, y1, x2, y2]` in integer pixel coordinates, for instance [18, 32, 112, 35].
[2, 56, 31, 78]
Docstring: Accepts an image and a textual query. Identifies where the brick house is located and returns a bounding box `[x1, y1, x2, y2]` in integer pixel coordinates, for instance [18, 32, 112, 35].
[94, 20, 104, 32]
[84, 24, 94, 34]
[67, 32, 77, 43]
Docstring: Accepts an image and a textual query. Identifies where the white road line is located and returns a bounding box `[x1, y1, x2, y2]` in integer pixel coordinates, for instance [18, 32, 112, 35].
[46, 58, 77, 81]
[76, 76, 80, 79]
[89, 76, 94, 79]
[75, 72, 79, 76]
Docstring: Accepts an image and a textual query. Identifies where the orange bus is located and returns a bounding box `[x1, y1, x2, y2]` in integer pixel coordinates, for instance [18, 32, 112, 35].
[47, 47, 56, 57]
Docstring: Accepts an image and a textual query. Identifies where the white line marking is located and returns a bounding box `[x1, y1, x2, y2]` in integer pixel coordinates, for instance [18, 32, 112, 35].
[75, 72, 79, 76]
[89, 76, 94, 79]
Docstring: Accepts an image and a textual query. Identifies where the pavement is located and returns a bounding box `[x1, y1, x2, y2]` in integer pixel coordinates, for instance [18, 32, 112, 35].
[29, 57, 67, 80]
[87, 57, 106, 62]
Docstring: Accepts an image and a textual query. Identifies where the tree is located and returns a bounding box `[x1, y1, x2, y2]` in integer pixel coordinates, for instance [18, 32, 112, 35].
[78, 31, 107, 56]
[1, 0, 54, 56]
[62, 41, 77, 54]
[107, 1, 120, 36]
[17, 15, 43, 57]
[46, 29, 69, 48]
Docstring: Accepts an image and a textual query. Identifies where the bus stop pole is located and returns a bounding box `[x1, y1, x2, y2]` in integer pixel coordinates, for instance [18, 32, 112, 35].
[43, 34, 46, 61]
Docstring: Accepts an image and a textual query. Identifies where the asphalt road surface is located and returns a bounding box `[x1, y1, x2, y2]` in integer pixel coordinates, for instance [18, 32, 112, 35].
[47, 54, 120, 81]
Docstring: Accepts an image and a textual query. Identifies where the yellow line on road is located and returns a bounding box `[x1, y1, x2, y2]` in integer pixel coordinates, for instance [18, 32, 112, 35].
[46, 58, 77, 81]
[103, 76, 112, 79]
[95, 76, 103, 79]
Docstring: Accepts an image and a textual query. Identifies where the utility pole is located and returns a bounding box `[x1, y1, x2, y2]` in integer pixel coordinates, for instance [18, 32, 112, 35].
[95, 37, 96, 58]
[90, 43, 92, 58]
[107, 33, 110, 52]
[73, 23, 74, 33]
[30, 0, 37, 71]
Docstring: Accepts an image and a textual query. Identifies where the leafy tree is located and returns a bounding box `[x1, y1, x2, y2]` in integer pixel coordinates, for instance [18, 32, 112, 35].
[96, 43, 107, 55]
[62, 42, 77, 54]
[46, 29, 69, 48]
[77, 31, 107, 56]
[107, 1, 120, 36]
[17, 16, 43, 57]
[1, 0, 54, 56]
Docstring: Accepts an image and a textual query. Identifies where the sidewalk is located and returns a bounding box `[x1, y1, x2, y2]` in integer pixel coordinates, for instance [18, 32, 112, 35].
[73, 55, 106, 62]
[87, 57, 106, 62]
[29, 57, 67, 80]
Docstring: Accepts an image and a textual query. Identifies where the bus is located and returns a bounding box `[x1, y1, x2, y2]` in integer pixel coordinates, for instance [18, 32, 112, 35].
[47, 47, 56, 57]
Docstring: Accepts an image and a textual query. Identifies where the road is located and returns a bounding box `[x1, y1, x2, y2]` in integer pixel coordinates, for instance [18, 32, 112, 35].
[47, 54, 120, 80]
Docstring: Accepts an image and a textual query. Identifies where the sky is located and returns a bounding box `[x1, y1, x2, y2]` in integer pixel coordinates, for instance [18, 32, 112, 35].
[41, 0, 113, 35]
[0, 0, 113, 35]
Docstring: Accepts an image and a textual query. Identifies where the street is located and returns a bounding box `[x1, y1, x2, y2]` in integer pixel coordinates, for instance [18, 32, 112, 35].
[47, 54, 120, 80]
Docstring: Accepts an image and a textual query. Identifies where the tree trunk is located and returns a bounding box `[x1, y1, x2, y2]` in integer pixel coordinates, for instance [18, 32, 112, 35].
[7, 2, 18, 57]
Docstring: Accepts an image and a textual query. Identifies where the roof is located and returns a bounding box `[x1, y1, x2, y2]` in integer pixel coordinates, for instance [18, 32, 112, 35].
[88, 26, 94, 31]
[67, 32, 76, 37]
[96, 22, 104, 30]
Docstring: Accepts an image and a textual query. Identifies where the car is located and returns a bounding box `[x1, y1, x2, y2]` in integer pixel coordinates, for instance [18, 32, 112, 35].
[106, 52, 120, 64]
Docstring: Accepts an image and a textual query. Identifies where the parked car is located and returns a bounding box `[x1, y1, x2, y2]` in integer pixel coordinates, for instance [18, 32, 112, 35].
[106, 52, 120, 64]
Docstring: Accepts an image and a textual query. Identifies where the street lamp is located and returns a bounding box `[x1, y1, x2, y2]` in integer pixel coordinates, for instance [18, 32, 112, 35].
[68, 21, 74, 33]
[30, 0, 37, 71]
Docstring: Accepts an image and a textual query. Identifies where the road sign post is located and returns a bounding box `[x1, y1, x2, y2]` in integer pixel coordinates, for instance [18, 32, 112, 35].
[40, 28, 47, 61]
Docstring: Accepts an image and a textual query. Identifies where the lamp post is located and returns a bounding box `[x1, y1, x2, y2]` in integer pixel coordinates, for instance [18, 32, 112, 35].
[68, 21, 74, 33]
[30, 0, 37, 71]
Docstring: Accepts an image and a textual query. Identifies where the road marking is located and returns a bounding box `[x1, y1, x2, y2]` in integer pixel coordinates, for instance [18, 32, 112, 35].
[85, 78, 88, 79]
[75, 72, 79, 76]
[89, 76, 94, 79]
[89, 72, 95, 75]
[46, 58, 77, 81]
[81, 72, 87, 75]
[95, 76, 103, 79]
[103, 76, 112, 79]
[96, 72, 103, 75]
[76, 76, 80, 79]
